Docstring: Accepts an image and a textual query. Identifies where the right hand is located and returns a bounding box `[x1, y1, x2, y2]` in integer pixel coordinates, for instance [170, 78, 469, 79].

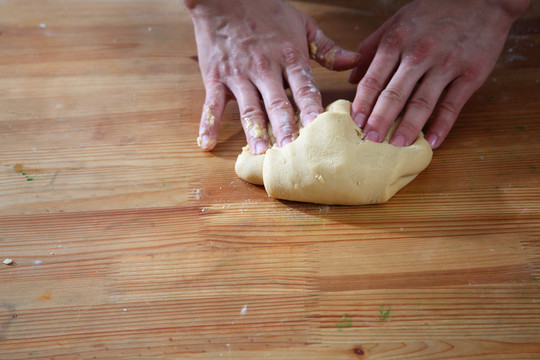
[185, 0, 361, 154]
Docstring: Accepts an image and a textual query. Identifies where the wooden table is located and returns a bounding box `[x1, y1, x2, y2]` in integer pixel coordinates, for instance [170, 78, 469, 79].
[1, 1, 539, 358]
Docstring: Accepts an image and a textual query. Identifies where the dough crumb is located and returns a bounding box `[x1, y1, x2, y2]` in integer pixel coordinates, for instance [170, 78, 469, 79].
[3, 259, 13, 265]
[242, 116, 252, 128]
[315, 174, 325, 184]
[309, 42, 318, 57]
[204, 106, 216, 126]
[250, 124, 265, 139]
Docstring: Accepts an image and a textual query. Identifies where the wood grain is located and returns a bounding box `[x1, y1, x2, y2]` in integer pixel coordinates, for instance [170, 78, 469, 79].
[0, 0, 539, 359]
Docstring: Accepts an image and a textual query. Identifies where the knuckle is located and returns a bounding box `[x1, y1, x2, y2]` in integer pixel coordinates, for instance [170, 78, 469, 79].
[407, 94, 434, 112]
[382, 27, 404, 51]
[406, 37, 435, 64]
[205, 80, 226, 97]
[274, 120, 297, 140]
[367, 113, 389, 130]
[312, 29, 336, 57]
[297, 95, 321, 111]
[268, 97, 291, 111]
[432, 115, 454, 136]
[440, 52, 459, 72]
[251, 53, 271, 74]
[359, 76, 384, 93]
[282, 44, 304, 66]
[352, 100, 371, 116]
[380, 87, 404, 104]
[204, 68, 222, 83]
[294, 82, 319, 99]
[462, 64, 484, 84]
[437, 100, 459, 118]
[396, 120, 420, 139]
[240, 104, 265, 121]
[320, 40, 337, 56]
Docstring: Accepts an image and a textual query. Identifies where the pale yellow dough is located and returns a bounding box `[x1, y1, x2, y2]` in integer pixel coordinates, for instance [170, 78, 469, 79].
[235, 100, 433, 205]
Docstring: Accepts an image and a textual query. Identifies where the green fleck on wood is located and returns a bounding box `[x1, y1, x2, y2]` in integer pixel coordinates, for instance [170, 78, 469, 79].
[336, 314, 353, 331]
[14, 164, 36, 182]
[379, 305, 391, 321]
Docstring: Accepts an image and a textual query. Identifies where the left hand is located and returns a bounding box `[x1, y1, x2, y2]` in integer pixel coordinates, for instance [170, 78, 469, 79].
[348, 0, 529, 148]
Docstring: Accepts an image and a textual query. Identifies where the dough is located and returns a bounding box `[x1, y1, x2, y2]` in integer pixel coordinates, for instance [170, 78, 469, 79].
[235, 100, 432, 205]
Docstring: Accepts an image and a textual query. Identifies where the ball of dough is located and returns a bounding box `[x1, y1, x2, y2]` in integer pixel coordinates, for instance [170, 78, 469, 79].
[235, 100, 432, 205]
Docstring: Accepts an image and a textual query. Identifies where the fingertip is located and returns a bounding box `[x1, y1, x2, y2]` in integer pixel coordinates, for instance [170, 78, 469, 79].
[279, 136, 293, 147]
[364, 130, 380, 143]
[197, 134, 217, 151]
[425, 133, 440, 149]
[301, 111, 320, 125]
[353, 113, 367, 128]
[253, 140, 269, 155]
[275, 123, 298, 147]
[331, 49, 361, 71]
[389, 134, 406, 147]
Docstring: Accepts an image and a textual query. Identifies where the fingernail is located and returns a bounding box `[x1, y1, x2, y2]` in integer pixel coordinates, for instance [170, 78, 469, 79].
[344, 50, 362, 63]
[254, 141, 268, 155]
[197, 135, 207, 148]
[426, 134, 439, 148]
[390, 135, 406, 147]
[353, 113, 367, 127]
[365, 131, 379, 143]
[198, 135, 216, 150]
[279, 136, 294, 147]
[303, 112, 319, 124]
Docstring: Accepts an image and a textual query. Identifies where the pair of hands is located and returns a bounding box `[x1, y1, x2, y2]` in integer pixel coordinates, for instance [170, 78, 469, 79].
[186, 0, 528, 154]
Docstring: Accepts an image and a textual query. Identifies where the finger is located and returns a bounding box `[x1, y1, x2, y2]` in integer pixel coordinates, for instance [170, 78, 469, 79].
[306, 19, 361, 71]
[258, 83, 298, 147]
[247, 55, 298, 147]
[350, 46, 400, 129]
[390, 71, 455, 146]
[362, 62, 428, 144]
[282, 47, 322, 125]
[197, 80, 228, 151]
[425, 77, 480, 149]
[348, 20, 390, 84]
[228, 80, 271, 155]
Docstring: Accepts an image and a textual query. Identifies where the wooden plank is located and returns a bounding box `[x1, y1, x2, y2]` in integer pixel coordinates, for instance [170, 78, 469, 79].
[0, 0, 539, 359]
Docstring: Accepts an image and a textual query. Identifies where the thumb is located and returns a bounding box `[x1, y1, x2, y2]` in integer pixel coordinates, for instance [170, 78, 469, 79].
[306, 19, 361, 71]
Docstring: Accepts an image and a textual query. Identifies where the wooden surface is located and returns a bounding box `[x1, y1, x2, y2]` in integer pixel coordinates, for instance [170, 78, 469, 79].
[1, 1, 539, 359]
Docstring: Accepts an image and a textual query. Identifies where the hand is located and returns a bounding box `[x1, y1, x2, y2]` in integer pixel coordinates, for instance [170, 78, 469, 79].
[185, 0, 360, 154]
[349, 0, 529, 148]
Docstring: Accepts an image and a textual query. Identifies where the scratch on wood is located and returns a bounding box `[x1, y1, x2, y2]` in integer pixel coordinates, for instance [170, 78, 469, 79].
[50, 171, 60, 185]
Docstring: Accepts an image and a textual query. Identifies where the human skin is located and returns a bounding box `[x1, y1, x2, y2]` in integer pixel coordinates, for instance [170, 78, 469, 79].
[184, 0, 361, 154]
[185, 0, 529, 152]
[349, 0, 530, 148]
